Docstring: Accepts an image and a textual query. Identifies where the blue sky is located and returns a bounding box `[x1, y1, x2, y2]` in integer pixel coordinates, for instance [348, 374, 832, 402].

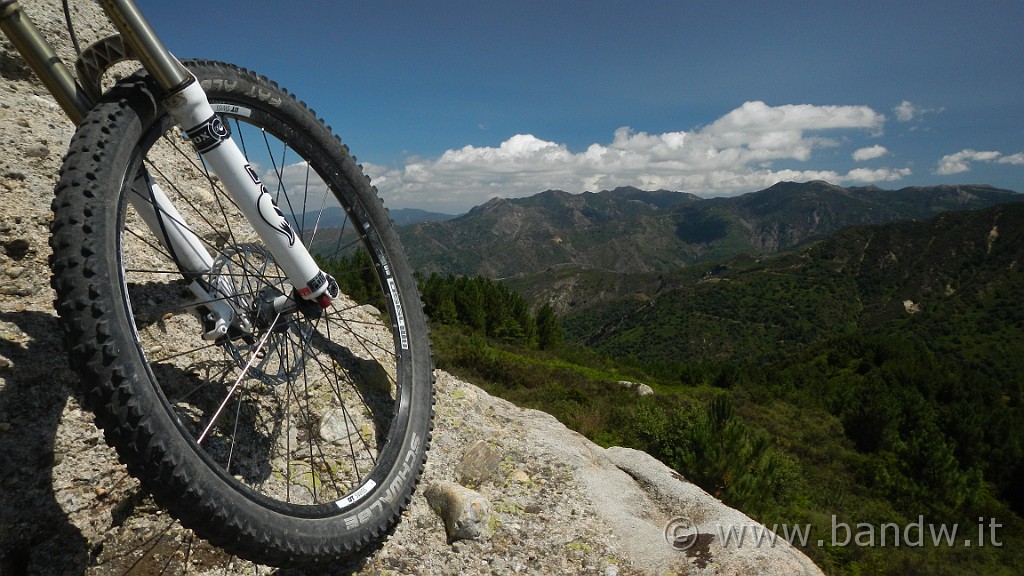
[139, 0, 1024, 213]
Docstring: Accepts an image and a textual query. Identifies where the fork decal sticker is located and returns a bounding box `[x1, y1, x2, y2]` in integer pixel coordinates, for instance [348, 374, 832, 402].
[246, 164, 298, 247]
[185, 114, 230, 154]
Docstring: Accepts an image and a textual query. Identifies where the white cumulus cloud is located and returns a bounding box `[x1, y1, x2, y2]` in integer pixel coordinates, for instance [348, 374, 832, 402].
[935, 149, 1020, 175]
[369, 100, 906, 213]
[998, 152, 1024, 165]
[852, 145, 889, 161]
[894, 100, 918, 122]
[846, 167, 912, 182]
[894, 100, 944, 122]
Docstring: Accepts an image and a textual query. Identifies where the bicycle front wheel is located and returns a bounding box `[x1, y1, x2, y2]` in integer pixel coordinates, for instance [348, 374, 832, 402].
[49, 60, 433, 566]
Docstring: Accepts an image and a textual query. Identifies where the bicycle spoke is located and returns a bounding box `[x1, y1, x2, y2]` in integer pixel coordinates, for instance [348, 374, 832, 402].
[198, 313, 281, 444]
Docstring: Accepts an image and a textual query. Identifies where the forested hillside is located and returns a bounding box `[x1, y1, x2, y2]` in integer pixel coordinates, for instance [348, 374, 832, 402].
[564, 200, 1024, 367]
[389, 200, 1024, 575]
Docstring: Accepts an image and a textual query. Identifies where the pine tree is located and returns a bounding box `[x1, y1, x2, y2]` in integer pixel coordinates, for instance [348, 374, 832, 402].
[537, 303, 563, 350]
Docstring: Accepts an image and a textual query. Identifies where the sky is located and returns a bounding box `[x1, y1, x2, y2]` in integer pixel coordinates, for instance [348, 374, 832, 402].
[137, 0, 1024, 214]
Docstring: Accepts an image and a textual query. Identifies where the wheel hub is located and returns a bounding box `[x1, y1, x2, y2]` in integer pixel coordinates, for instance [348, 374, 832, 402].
[208, 243, 312, 386]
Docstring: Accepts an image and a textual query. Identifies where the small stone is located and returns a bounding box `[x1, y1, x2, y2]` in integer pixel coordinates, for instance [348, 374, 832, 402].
[424, 481, 493, 542]
[618, 380, 654, 396]
[509, 469, 531, 484]
[456, 439, 502, 487]
[0, 283, 33, 296]
[4, 265, 26, 278]
[24, 142, 49, 158]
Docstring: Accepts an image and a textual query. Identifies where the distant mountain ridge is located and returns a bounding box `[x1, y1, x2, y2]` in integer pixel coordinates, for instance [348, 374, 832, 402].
[399, 181, 1022, 277]
[389, 207, 456, 226]
[288, 207, 454, 231]
[558, 200, 1024, 365]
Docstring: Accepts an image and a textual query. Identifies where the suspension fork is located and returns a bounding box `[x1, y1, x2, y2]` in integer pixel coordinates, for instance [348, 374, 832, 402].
[96, 0, 338, 309]
[3, 0, 338, 312]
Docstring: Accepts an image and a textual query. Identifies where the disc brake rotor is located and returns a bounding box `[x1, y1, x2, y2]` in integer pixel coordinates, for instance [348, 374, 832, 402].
[209, 243, 311, 386]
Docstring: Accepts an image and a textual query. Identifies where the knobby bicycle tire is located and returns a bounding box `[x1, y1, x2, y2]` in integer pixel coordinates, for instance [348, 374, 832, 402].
[48, 60, 433, 567]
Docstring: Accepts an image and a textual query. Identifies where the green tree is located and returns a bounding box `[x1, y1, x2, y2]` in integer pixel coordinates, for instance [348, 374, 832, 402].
[318, 250, 384, 310]
[536, 303, 563, 350]
[454, 276, 486, 330]
[421, 272, 458, 324]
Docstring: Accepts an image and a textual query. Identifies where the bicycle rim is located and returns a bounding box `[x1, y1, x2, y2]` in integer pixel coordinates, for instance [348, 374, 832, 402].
[119, 75, 414, 515]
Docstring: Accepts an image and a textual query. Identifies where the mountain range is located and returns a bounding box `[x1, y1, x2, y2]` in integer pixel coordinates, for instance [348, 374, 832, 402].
[389, 207, 456, 226]
[556, 199, 1024, 366]
[398, 181, 1023, 278]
